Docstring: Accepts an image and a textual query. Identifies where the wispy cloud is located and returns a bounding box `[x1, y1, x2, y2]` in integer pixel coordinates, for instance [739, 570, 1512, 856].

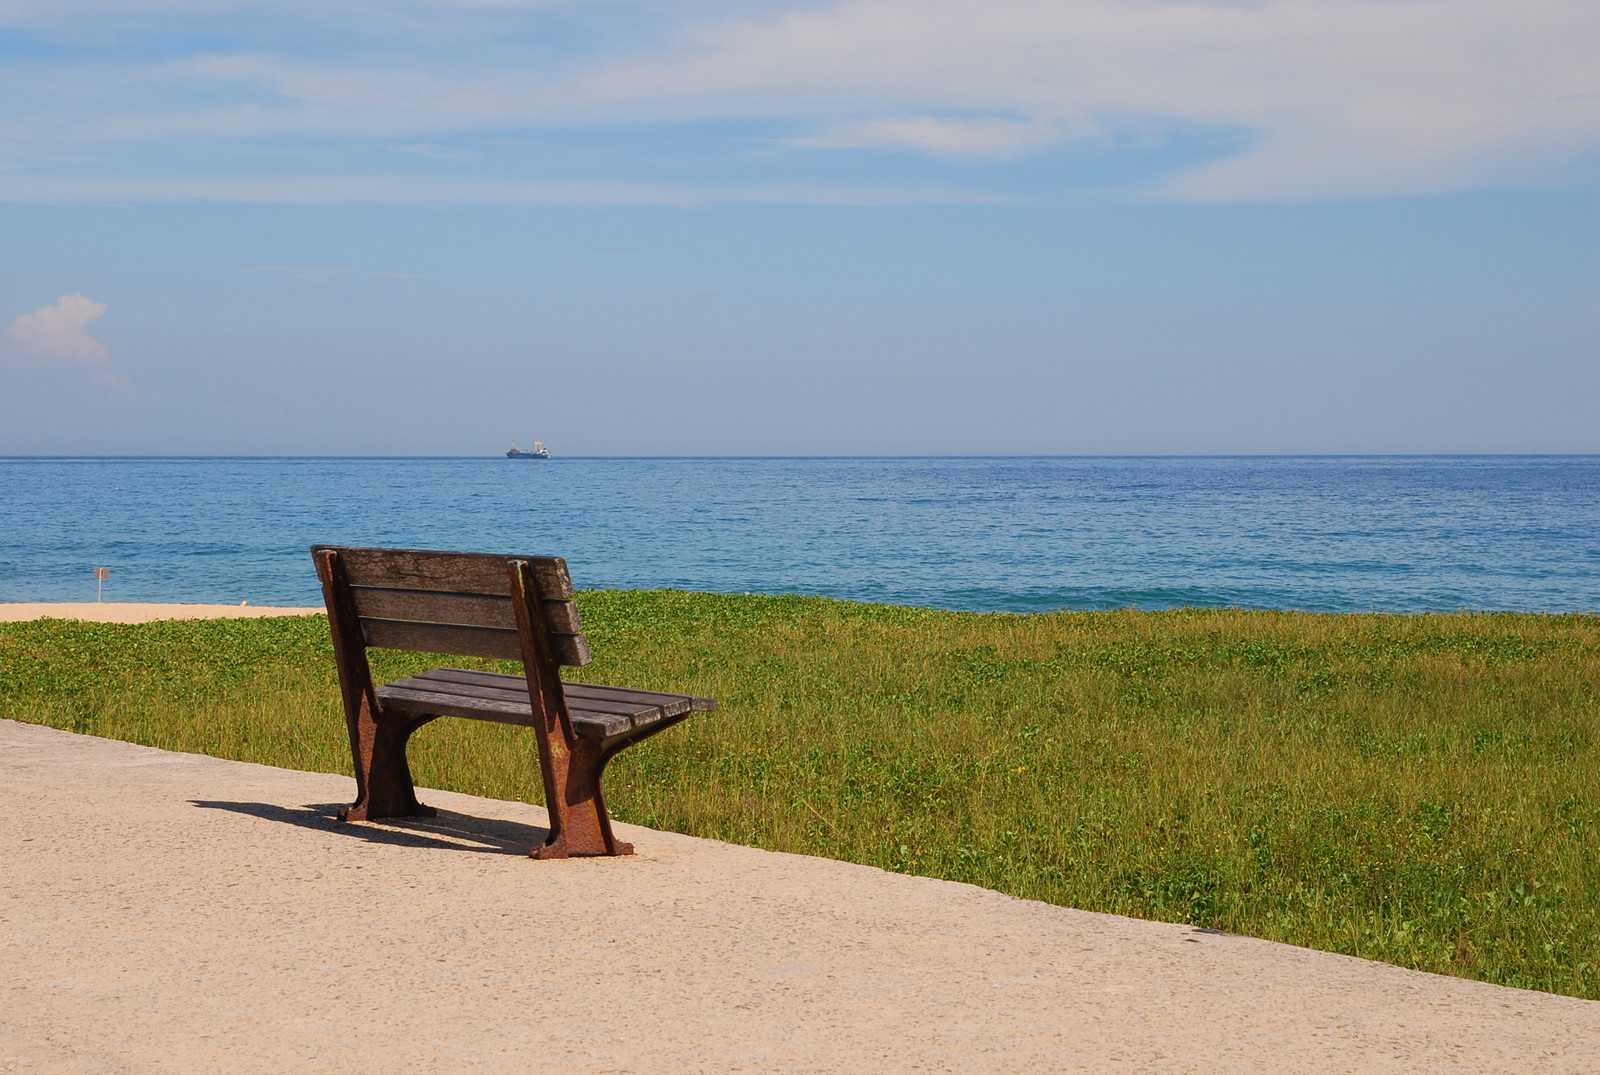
[242, 264, 440, 278]
[390, 143, 484, 161]
[592, 0, 1600, 201]
[3, 0, 1598, 202]
[0, 174, 698, 205]
[243, 265, 354, 276]
[0, 172, 1018, 207]
[785, 116, 1072, 158]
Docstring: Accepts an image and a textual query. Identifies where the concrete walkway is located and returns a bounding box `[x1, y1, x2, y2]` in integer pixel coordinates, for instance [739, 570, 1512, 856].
[3, 720, 1598, 1072]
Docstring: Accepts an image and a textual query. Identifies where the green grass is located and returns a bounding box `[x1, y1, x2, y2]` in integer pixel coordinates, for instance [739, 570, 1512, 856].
[3, 594, 1599, 998]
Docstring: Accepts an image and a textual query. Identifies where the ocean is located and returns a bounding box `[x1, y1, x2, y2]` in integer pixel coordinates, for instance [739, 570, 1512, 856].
[2, 456, 1596, 614]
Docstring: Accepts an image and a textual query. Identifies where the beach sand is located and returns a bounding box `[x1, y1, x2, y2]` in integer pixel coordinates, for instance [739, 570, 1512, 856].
[0, 602, 324, 623]
[4, 604, 1599, 1071]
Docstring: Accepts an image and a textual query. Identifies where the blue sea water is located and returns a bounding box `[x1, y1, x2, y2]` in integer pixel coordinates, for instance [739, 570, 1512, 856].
[1, 456, 1596, 614]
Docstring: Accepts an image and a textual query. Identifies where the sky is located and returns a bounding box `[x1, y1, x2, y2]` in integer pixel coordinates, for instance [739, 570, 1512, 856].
[2, 0, 1597, 456]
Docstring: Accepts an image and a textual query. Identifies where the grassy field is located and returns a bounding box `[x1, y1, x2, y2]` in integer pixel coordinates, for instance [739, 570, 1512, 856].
[3, 593, 1598, 999]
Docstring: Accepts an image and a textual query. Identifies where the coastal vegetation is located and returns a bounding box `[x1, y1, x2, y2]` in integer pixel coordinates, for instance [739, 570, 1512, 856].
[3, 595, 1598, 999]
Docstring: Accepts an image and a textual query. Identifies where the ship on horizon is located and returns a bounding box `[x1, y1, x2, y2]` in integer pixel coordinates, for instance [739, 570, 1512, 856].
[506, 440, 552, 459]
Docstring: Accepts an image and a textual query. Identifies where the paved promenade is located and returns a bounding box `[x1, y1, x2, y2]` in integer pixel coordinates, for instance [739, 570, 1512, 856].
[4, 718, 1598, 1073]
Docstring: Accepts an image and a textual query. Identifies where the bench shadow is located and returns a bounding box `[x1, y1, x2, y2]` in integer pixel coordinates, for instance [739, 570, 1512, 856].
[189, 800, 549, 855]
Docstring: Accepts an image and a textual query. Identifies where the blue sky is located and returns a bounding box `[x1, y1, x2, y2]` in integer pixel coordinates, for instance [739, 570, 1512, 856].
[2, 0, 1597, 455]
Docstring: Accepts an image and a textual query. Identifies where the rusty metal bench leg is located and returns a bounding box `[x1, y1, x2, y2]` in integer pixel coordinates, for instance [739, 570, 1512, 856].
[339, 711, 438, 823]
[317, 547, 439, 823]
[532, 736, 630, 858]
[531, 715, 690, 859]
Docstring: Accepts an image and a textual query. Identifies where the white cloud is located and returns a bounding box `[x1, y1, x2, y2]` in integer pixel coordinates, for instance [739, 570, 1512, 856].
[6, 293, 110, 363]
[786, 116, 1071, 158]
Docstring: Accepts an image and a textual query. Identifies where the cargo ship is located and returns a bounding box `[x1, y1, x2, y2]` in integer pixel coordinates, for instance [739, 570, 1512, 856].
[506, 440, 551, 459]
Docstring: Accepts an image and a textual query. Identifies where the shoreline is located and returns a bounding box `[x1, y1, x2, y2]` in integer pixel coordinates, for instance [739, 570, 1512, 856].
[0, 602, 325, 624]
[3, 599, 1595, 624]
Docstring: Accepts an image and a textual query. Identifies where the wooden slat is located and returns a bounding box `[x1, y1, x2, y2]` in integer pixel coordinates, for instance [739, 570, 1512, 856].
[561, 681, 689, 709]
[407, 670, 670, 726]
[389, 670, 530, 704]
[553, 632, 592, 667]
[422, 669, 689, 718]
[316, 546, 590, 665]
[359, 618, 589, 666]
[313, 545, 574, 599]
[542, 601, 583, 635]
[350, 587, 582, 635]
[381, 667, 707, 737]
[426, 668, 711, 712]
[376, 683, 636, 737]
[361, 619, 524, 661]
[565, 706, 641, 738]
[376, 685, 537, 727]
[351, 588, 516, 629]
[416, 667, 535, 691]
[566, 681, 716, 713]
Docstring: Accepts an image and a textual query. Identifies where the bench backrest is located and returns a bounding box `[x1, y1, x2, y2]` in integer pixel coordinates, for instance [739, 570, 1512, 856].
[311, 545, 592, 667]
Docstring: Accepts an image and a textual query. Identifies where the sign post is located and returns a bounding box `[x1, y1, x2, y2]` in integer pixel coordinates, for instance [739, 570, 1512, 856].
[94, 567, 110, 602]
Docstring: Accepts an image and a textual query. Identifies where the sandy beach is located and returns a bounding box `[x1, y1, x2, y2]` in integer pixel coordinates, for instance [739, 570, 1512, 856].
[0, 602, 325, 624]
[5, 602, 1600, 1071]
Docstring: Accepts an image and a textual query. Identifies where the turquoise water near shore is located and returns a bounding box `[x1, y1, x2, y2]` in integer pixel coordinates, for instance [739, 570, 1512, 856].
[2, 456, 1596, 612]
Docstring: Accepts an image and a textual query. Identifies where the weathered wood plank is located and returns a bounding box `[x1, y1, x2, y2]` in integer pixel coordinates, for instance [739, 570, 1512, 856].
[359, 619, 589, 666]
[352, 588, 516, 628]
[376, 685, 535, 726]
[561, 681, 690, 708]
[349, 588, 583, 635]
[384, 673, 530, 705]
[412, 668, 662, 716]
[407, 667, 525, 691]
[361, 619, 524, 661]
[377, 683, 635, 737]
[418, 668, 686, 718]
[564, 708, 638, 737]
[313, 545, 574, 599]
[552, 632, 591, 667]
[541, 601, 582, 635]
[384, 669, 705, 735]
[565, 681, 715, 713]
[423, 667, 708, 712]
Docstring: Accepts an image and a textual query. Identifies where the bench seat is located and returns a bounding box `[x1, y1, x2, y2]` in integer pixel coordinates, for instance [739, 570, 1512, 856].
[377, 667, 716, 739]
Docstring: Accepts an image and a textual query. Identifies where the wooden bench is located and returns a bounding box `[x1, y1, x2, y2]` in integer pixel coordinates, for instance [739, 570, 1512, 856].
[312, 545, 714, 858]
